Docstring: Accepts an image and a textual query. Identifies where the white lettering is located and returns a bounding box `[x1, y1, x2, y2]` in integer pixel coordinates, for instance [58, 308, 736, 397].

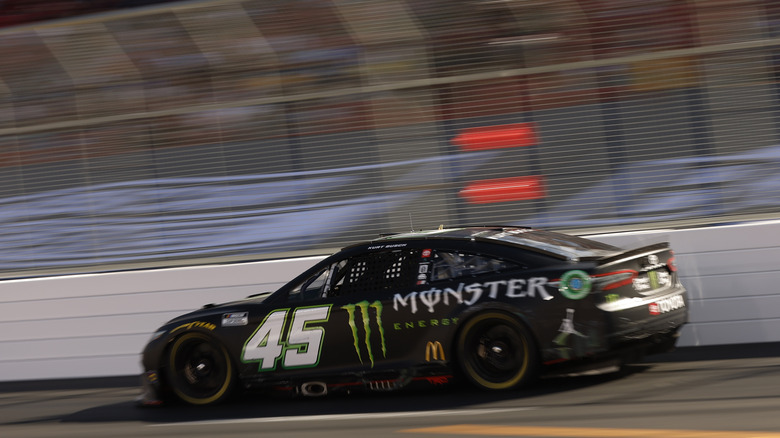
[393, 277, 552, 314]
[393, 292, 418, 314]
[527, 277, 553, 301]
[443, 284, 464, 306]
[419, 288, 442, 313]
[506, 278, 527, 297]
[658, 295, 685, 313]
[464, 283, 483, 305]
[483, 280, 507, 299]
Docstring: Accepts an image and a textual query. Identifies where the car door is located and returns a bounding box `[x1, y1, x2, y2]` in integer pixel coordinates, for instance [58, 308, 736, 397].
[241, 247, 421, 379]
[317, 247, 422, 372]
[387, 247, 527, 364]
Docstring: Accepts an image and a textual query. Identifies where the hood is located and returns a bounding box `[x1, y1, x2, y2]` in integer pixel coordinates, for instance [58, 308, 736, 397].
[165, 291, 272, 326]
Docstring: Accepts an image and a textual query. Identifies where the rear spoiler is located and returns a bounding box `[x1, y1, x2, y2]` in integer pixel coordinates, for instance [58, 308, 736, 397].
[597, 242, 671, 267]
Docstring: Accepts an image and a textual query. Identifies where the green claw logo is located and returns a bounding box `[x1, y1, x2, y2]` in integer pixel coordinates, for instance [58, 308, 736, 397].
[342, 300, 387, 368]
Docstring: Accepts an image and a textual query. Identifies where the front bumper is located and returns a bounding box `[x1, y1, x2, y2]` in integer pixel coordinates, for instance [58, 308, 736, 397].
[135, 370, 165, 407]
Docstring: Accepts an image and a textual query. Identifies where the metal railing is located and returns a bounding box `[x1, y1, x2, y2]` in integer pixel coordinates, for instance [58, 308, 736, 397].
[0, 0, 778, 276]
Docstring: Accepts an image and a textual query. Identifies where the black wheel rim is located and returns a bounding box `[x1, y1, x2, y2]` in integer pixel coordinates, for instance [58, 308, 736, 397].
[465, 321, 526, 384]
[172, 336, 229, 400]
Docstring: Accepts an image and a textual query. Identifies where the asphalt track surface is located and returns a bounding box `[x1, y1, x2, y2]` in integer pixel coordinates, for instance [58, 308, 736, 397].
[1, 343, 779, 438]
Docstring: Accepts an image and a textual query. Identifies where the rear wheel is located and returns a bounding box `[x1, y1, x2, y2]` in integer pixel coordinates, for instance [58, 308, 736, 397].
[457, 312, 538, 390]
[166, 332, 236, 405]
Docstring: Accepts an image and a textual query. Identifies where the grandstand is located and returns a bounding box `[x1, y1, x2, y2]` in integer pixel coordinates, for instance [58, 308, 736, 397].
[0, 0, 177, 28]
[0, 0, 778, 276]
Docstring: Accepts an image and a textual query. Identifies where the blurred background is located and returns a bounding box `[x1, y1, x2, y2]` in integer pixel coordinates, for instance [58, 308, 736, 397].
[0, 0, 778, 277]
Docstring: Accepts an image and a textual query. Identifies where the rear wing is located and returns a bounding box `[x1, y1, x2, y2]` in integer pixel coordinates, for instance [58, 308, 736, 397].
[597, 242, 671, 268]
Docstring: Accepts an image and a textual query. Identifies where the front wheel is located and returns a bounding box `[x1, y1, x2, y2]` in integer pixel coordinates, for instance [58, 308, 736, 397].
[456, 312, 538, 390]
[166, 332, 236, 405]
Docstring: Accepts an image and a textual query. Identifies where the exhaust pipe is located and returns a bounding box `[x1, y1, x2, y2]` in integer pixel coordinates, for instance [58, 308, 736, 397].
[300, 381, 328, 397]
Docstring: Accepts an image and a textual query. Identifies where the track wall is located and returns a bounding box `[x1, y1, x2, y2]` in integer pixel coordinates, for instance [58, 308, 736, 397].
[2, 222, 779, 382]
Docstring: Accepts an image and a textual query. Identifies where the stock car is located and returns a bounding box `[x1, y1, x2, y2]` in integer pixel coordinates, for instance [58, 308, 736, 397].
[138, 226, 688, 406]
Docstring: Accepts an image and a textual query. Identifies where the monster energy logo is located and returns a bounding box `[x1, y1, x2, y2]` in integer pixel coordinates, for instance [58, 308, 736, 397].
[342, 300, 387, 368]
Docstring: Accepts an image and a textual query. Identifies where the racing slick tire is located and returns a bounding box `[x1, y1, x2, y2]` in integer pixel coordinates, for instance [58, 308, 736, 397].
[166, 332, 236, 405]
[456, 311, 539, 390]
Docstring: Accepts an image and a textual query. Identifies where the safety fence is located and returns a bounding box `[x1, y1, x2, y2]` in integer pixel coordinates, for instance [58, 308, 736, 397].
[0, 0, 779, 275]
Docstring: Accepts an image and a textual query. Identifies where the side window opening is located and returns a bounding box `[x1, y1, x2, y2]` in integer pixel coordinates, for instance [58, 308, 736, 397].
[347, 260, 368, 284]
[289, 249, 521, 300]
[328, 249, 418, 297]
[430, 250, 521, 282]
[288, 267, 331, 302]
[384, 252, 408, 280]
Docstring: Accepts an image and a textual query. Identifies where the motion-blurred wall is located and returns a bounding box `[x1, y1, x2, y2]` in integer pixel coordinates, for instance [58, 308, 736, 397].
[3, 220, 780, 382]
[0, 0, 779, 276]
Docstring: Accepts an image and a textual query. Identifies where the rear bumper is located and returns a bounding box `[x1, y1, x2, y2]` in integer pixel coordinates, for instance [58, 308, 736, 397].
[599, 286, 689, 349]
[610, 309, 687, 344]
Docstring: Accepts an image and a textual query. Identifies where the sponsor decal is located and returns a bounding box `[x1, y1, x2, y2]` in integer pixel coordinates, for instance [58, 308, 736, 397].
[393, 277, 552, 314]
[605, 293, 620, 304]
[221, 312, 248, 327]
[553, 308, 587, 359]
[425, 341, 446, 362]
[417, 263, 430, 285]
[558, 270, 592, 300]
[146, 371, 159, 383]
[554, 308, 586, 345]
[633, 270, 672, 291]
[171, 321, 216, 333]
[422, 249, 432, 258]
[342, 300, 387, 368]
[641, 254, 667, 272]
[633, 276, 649, 291]
[650, 294, 685, 315]
[648, 254, 659, 265]
[394, 318, 458, 330]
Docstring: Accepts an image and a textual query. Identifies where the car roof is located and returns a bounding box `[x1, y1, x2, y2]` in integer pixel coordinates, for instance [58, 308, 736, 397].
[368, 226, 619, 261]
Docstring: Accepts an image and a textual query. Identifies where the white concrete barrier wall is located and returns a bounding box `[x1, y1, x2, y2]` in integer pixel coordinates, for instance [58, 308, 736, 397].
[1, 221, 779, 382]
[587, 220, 780, 348]
[0, 257, 326, 382]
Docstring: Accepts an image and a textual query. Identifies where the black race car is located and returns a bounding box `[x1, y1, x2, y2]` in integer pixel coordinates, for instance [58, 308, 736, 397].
[139, 227, 688, 405]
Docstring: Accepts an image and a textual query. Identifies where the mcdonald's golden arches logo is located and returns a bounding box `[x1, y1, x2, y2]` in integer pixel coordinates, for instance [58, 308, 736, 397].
[425, 341, 446, 361]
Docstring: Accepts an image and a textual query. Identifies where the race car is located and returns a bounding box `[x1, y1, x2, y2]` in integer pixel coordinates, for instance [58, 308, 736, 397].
[138, 226, 688, 405]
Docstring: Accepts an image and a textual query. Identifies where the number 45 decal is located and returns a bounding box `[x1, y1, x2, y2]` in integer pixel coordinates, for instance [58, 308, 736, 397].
[242, 305, 331, 371]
